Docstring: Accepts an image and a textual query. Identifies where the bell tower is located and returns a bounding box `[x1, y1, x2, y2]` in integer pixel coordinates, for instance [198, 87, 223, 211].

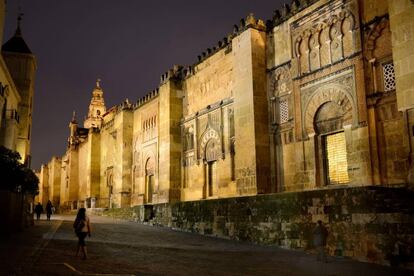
[2, 12, 36, 166]
[84, 79, 106, 129]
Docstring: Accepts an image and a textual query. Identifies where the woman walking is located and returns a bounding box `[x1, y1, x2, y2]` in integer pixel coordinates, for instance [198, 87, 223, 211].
[73, 208, 91, 259]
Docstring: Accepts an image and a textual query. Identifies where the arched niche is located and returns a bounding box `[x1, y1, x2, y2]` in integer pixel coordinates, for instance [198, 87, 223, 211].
[199, 127, 221, 162]
[304, 84, 355, 137]
[205, 138, 221, 162]
[313, 101, 350, 185]
[341, 12, 356, 57]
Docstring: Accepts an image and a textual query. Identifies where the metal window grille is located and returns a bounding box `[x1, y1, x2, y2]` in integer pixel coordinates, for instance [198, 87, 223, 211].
[383, 63, 396, 92]
[279, 99, 289, 124]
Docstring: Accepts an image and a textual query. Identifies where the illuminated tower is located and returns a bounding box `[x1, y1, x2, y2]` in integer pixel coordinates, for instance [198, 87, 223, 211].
[84, 79, 106, 129]
[2, 14, 36, 166]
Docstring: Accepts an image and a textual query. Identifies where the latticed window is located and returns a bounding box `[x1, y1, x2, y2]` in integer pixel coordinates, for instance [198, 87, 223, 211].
[279, 99, 289, 124]
[382, 63, 396, 92]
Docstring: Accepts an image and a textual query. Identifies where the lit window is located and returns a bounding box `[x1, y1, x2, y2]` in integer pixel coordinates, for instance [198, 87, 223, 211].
[383, 63, 396, 92]
[279, 99, 289, 124]
[325, 132, 349, 185]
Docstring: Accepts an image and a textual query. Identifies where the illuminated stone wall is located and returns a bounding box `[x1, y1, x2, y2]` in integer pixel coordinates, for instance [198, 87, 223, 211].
[38, 0, 414, 211]
[267, 0, 412, 192]
[131, 93, 159, 206]
[388, 0, 414, 111]
[99, 105, 133, 208]
[158, 74, 183, 203]
[181, 46, 235, 201]
[103, 186, 414, 269]
[47, 156, 61, 207]
[180, 22, 270, 201]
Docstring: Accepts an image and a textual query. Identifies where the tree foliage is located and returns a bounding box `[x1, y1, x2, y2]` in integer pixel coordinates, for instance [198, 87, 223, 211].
[0, 146, 39, 194]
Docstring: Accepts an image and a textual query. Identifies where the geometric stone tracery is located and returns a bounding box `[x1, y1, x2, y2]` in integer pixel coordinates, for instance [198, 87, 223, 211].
[199, 127, 221, 162]
[279, 99, 289, 124]
[304, 84, 355, 136]
[382, 63, 396, 92]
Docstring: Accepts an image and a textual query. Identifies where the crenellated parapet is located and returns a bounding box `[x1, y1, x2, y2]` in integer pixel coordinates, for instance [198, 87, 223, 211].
[114, 98, 133, 114]
[270, 0, 319, 28]
[140, 14, 267, 88]
[159, 64, 184, 85]
[192, 13, 266, 68]
[133, 88, 160, 109]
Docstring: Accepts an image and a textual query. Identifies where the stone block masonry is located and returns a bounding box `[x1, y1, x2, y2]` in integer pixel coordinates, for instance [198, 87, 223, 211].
[102, 186, 414, 269]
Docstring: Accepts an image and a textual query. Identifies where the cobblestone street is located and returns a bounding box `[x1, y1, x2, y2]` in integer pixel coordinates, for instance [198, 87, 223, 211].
[1, 215, 412, 276]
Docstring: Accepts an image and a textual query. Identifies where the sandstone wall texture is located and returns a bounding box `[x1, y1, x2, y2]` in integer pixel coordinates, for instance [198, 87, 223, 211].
[102, 186, 414, 269]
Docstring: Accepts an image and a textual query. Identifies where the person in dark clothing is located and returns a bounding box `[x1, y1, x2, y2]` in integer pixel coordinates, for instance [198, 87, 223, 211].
[46, 200, 53, 221]
[34, 203, 43, 220]
[313, 220, 328, 262]
[73, 208, 92, 260]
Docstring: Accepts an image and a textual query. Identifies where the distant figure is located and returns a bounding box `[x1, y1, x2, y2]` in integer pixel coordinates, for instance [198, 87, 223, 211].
[34, 202, 43, 220]
[313, 220, 328, 262]
[46, 200, 53, 221]
[73, 208, 91, 260]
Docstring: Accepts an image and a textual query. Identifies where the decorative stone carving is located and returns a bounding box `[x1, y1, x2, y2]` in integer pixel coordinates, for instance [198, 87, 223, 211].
[184, 126, 195, 151]
[199, 127, 221, 161]
[291, 0, 358, 77]
[145, 157, 155, 176]
[270, 65, 292, 97]
[205, 139, 221, 162]
[269, 65, 293, 125]
[364, 18, 392, 96]
[106, 167, 114, 187]
[314, 101, 345, 134]
[365, 17, 390, 61]
[303, 83, 355, 136]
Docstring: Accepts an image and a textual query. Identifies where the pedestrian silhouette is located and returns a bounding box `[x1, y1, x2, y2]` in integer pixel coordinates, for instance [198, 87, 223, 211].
[46, 200, 53, 221]
[73, 208, 92, 260]
[313, 220, 328, 262]
[34, 202, 43, 220]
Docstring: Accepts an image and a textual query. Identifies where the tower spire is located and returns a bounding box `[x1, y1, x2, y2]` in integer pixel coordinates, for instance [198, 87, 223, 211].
[15, 7, 24, 37]
[71, 110, 77, 123]
[2, 6, 32, 54]
[96, 78, 101, 89]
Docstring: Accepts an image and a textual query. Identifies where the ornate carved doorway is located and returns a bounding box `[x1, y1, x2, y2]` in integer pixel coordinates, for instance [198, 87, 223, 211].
[314, 101, 349, 185]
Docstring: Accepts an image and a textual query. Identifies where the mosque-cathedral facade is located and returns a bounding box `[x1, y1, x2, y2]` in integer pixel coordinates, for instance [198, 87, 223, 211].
[38, 0, 414, 211]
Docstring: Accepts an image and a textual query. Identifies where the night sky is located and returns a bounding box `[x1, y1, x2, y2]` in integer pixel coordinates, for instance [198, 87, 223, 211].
[3, 0, 283, 170]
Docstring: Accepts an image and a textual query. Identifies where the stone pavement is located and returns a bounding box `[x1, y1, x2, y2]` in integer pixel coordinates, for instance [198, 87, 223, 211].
[0, 214, 62, 275]
[1, 214, 412, 276]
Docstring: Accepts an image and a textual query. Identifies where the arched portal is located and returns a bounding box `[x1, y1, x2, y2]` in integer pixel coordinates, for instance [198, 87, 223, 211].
[204, 138, 221, 198]
[303, 83, 356, 186]
[145, 157, 155, 203]
[314, 101, 350, 185]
